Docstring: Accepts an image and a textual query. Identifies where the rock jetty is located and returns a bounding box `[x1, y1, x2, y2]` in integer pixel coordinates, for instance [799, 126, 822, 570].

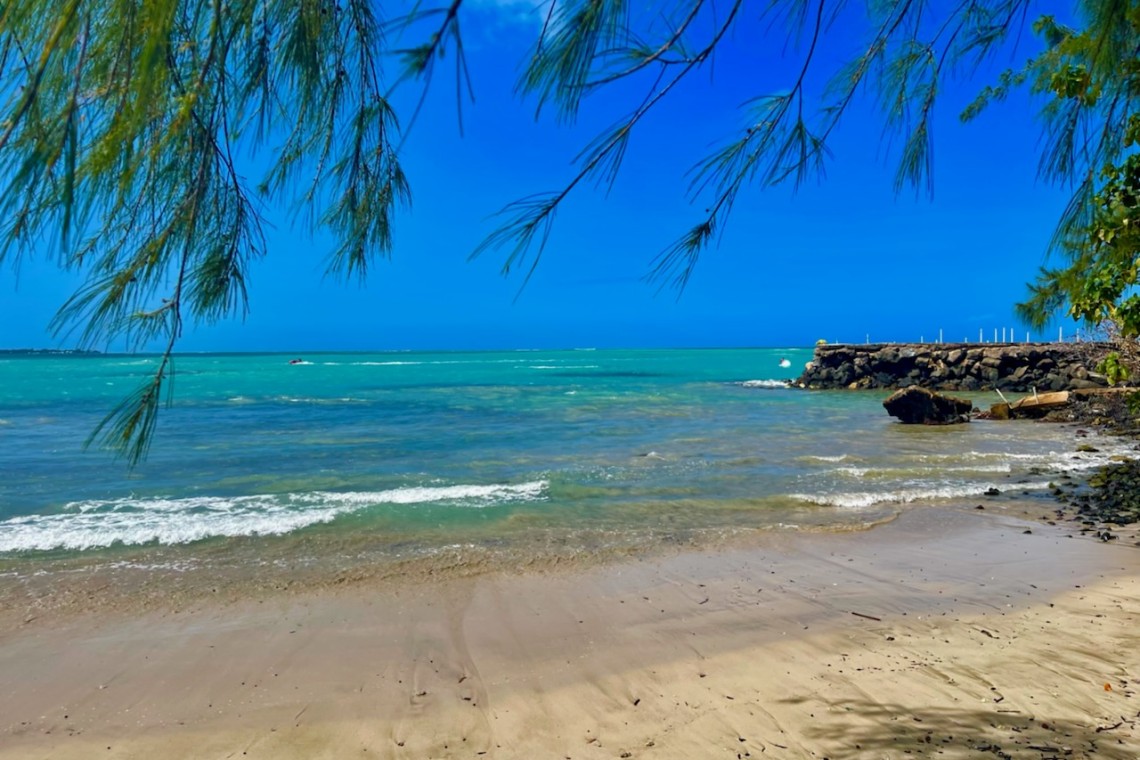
[797, 342, 1112, 392]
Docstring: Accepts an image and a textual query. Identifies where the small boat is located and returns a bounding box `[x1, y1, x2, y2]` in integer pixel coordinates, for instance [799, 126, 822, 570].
[778, 358, 791, 368]
[289, 358, 305, 365]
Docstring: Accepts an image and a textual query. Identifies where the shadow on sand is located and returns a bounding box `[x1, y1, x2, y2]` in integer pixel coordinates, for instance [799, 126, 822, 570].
[789, 699, 1138, 759]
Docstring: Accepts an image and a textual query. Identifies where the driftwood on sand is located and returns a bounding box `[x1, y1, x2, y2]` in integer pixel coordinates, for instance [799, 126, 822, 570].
[989, 390, 1071, 420]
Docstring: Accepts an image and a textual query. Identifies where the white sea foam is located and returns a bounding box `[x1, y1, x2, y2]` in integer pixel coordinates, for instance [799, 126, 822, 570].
[326, 359, 525, 367]
[0, 482, 548, 553]
[529, 365, 599, 370]
[1050, 454, 1129, 473]
[836, 463, 1013, 478]
[318, 360, 420, 366]
[920, 447, 1131, 463]
[790, 481, 1052, 509]
[916, 451, 1044, 462]
[739, 379, 789, 389]
[807, 454, 849, 462]
[891, 443, 1136, 474]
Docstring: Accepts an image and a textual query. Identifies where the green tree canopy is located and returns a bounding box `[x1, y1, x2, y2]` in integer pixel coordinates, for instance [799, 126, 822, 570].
[1, 0, 1135, 461]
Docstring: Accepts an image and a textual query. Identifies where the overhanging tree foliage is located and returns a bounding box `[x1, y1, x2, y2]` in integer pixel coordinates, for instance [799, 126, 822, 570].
[1, 0, 410, 461]
[0, 0, 1134, 462]
[1011, 10, 1140, 383]
[1019, 149, 1140, 384]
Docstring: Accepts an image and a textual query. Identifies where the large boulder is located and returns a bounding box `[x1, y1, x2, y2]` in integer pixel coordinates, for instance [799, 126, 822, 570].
[883, 387, 973, 425]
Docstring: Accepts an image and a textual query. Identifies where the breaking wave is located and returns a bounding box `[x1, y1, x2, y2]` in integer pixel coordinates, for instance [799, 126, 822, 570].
[789, 481, 1052, 509]
[0, 481, 549, 553]
[739, 379, 789, 389]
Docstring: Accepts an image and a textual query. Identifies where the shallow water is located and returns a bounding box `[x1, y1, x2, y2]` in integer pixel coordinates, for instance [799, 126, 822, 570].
[0, 348, 1128, 576]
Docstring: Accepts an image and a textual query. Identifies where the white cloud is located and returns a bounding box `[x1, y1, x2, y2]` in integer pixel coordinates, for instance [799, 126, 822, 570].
[470, 0, 553, 28]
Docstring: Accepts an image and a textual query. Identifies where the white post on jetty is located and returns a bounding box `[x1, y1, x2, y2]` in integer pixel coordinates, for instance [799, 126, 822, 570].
[994, 328, 998, 342]
[1059, 327, 1063, 342]
[979, 328, 983, 342]
[938, 328, 943, 344]
[1001, 327, 1006, 342]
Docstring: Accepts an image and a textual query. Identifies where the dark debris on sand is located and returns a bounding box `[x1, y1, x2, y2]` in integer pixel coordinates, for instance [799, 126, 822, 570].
[1043, 390, 1140, 538]
[1054, 460, 1140, 535]
[1040, 391, 1140, 433]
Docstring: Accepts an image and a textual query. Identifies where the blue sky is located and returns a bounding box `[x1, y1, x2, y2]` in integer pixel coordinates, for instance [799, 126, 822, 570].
[0, 1, 1079, 351]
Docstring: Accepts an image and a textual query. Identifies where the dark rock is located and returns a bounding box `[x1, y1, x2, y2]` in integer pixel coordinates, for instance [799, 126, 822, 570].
[796, 342, 1121, 392]
[882, 387, 972, 425]
[993, 376, 1018, 391]
[977, 365, 1000, 383]
[834, 362, 855, 385]
[875, 347, 899, 365]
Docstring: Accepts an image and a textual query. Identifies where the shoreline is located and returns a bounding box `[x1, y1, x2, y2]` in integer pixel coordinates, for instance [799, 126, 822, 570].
[3, 506, 1139, 759]
[2, 459, 1132, 629]
[0, 509, 907, 627]
[0, 490, 1103, 629]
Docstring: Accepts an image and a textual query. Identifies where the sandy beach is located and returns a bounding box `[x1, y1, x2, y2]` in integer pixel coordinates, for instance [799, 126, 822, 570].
[2, 505, 1139, 759]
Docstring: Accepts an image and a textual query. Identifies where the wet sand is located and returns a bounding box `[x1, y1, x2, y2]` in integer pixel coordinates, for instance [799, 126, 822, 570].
[2, 506, 1139, 759]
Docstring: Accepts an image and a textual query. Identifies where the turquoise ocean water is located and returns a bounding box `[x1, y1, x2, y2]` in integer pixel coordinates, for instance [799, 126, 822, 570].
[0, 348, 1129, 576]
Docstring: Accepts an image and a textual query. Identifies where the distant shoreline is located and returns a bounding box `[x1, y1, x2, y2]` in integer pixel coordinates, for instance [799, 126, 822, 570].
[0, 345, 812, 356]
[0, 348, 102, 356]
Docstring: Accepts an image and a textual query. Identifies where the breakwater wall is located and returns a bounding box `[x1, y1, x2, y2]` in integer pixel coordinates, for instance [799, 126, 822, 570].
[797, 342, 1112, 392]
